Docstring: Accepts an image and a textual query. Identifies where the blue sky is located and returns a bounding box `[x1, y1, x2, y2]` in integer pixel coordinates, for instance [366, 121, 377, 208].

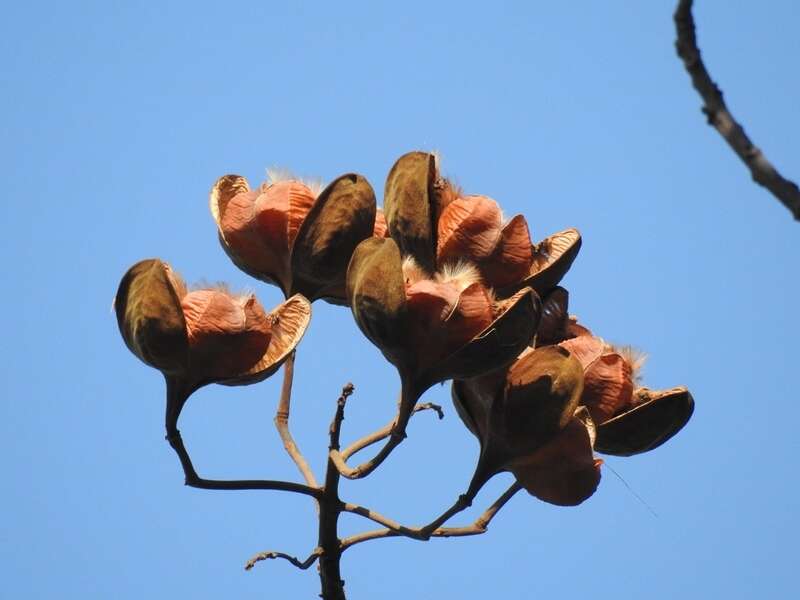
[3, 1, 799, 598]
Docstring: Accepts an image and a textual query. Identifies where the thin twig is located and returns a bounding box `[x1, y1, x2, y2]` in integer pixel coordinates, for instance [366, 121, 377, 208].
[340, 482, 522, 551]
[674, 0, 800, 220]
[244, 547, 322, 571]
[342, 493, 472, 541]
[329, 386, 419, 480]
[340, 477, 496, 544]
[341, 503, 427, 541]
[341, 402, 444, 460]
[163, 378, 322, 500]
[274, 351, 319, 488]
[163, 426, 322, 498]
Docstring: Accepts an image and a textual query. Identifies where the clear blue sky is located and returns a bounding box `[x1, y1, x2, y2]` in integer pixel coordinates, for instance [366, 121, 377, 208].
[3, 1, 799, 598]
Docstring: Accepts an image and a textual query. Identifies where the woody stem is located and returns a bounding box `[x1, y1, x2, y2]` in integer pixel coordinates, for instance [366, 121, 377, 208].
[163, 376, 321, 499]
[316, 383, 354, 600]
[328, 383, 419, 479]
[339, 482, 522, 551]
[274, 351, 320, 489]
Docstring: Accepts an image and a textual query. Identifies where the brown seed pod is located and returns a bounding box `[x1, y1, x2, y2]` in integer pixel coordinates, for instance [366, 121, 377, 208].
[452, 346, 601, 506]
[291, 173, 377, 304]
[500, 228, 582, 297]
[211, 172, 378, 304]
[347, 237, 540, 393]
[595, 387, 695, 457]
[115, 259, 311, 403]
[559, 325, 694, 456]
[383, 151, 438, 273]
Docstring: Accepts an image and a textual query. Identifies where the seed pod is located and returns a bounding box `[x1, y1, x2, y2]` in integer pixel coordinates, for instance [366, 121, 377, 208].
[453, 345, 601, 506]
[115, 259, 311, 408]
[211, 172, 379, 304]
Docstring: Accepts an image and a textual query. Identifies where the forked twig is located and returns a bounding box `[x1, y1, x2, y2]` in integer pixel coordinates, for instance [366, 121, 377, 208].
[329, 382, 440, 479]
[244, 547, 322, 571]
[340, 482, 522, 551]
[674, 0, 800, 220]
[341, 402, 444, 460]
[329, 405, 412, 480]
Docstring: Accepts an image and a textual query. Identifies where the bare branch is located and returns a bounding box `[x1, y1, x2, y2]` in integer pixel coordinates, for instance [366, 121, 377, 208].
[329, 386, 419, 480]
[328, 382, 355, 452]
[340, 482, 522, 552]
[341, 476, 497, 544]
[430, 481, 522, 538]
[341, 503, 427, 541]
[164, 427, 322, 499]
[164, 378, 322, 500]
[342, 493, 472, 541]
[274, 351, 319, 488]
[674, 0, 800, 220]
[244, 547, 322, 571]
[316, 383, 354, 600]
[341, 402, 444, 460]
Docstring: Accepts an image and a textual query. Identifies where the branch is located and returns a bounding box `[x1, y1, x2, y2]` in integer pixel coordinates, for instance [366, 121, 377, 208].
[274, 351, 319, 488]
[341, 474, 500, 544]
[674, 0, 800, 220]
[163, 426, 322, 498]
[163, 378, 322, 500]
[244, 547, 322, 571]
[340, 482, 522, 551]
[341, 402, 444, 460]
[328, 385, 419, 480]
[316, 383, 354, 600]
[342, 492, 472, 541]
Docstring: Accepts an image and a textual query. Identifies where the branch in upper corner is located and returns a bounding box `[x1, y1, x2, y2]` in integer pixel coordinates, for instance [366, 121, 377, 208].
[244, 548, 322, 571]
[674, 0, 800, 221]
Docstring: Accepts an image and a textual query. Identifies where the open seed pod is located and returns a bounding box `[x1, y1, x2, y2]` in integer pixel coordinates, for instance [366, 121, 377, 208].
[559, 325, 694, 456]
[499, 228, 582, 297]
[437, 193, 533, 289]
[347, 236, 540, 401]
[594, 387, 694, 456]
[115, 259, 311, 415]
[383, 151, 579, 297]
[452, 345, 602, 506]
[211, 172, 378, 305]
[383, 151, 438, 272]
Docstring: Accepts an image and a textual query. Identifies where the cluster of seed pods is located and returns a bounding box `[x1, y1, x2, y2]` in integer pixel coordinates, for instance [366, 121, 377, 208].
[115, 150, 693, 506]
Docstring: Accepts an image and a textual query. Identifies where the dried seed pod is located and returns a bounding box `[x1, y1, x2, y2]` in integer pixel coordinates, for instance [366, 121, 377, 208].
[115, 259, 189, 376]
[383, 151, 576, 297]
[500, 228, 582, 297]
[508, 407, 602, 506]
[347, 236, 540, 395]
[115, 259, 311, 406]
[437, 195, 533, 289]
[595, 387, 695, 457]
[453, 346, 601, 506]
[211, 172, 378, 304]
[559, 324, 694, 456]
[383, 151, 438, 272]
[291, 174, 377, 304]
